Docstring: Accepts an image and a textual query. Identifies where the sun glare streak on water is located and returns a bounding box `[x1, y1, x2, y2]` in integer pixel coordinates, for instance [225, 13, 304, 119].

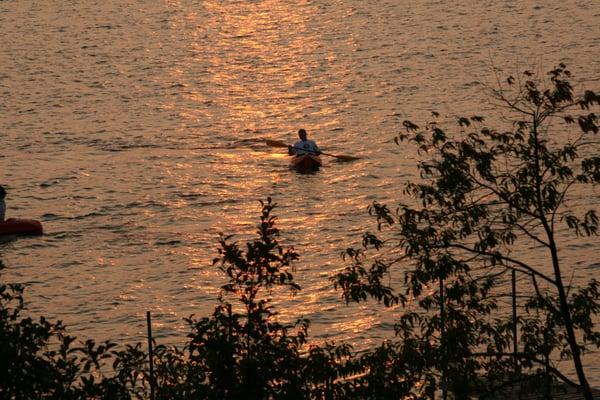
[1, 0, 600, 384]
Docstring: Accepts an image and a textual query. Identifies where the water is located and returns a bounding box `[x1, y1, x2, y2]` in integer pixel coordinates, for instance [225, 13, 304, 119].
[1, 0, 600, 384]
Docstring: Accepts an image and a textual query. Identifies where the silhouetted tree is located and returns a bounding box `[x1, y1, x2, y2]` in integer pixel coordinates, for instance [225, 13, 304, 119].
[334, 64, 600, 399]
[170, 198, 353, 399]
[1, 200, 356, 399]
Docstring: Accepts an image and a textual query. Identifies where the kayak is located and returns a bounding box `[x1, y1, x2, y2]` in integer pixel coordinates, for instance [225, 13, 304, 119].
[290, 154, 323, 172]
[0, 218, 44, 236]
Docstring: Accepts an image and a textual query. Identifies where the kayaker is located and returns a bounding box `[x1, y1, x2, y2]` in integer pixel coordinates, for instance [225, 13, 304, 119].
[0, 185, 6, 221]
[288, 129, 321, 156]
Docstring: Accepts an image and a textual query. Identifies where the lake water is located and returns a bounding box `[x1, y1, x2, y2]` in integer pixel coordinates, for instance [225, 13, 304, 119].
[1, 0, 600, 385]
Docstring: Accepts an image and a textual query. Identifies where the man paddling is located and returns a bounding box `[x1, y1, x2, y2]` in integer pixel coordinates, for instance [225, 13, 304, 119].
[288, 129, 321, 156]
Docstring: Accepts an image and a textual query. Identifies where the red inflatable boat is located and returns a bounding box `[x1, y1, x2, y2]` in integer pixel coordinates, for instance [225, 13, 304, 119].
[0, 218, 43, 236]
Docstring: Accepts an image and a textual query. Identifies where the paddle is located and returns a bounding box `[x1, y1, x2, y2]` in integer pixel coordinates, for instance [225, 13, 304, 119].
[265, 139, 360, 162]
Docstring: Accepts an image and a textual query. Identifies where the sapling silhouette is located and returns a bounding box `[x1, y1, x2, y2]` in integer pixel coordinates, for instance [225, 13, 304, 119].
[334, 64, 600, 398]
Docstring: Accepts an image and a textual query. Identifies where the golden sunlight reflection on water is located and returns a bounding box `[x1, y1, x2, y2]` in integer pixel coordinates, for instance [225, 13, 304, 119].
[2, 0, 600, 385]
[178, 0, 322, 131]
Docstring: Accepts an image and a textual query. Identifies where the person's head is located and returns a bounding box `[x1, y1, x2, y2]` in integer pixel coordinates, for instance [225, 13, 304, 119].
[0, 185, 5, 200]
[298, 128, 307, 141]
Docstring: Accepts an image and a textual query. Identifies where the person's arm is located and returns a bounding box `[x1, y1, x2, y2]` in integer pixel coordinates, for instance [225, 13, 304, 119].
[312, 141, 321, 155]
[288, 145, 295, 155]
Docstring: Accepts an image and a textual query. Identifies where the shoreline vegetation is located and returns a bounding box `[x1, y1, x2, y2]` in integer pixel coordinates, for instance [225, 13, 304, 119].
[2, 66, 600, 399]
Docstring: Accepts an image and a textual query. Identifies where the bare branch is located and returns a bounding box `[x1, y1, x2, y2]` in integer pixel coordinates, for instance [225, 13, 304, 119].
[444, 243, 556, 285]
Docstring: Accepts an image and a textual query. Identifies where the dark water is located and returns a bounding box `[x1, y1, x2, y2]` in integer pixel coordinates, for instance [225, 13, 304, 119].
[1, 0, 599, 384]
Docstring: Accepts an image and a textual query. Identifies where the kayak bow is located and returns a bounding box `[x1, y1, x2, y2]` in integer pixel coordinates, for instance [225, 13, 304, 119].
[290, 154, 323, 172]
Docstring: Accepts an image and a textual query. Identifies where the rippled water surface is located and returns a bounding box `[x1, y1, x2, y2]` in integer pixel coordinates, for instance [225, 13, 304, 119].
[2, 0, 600, 384]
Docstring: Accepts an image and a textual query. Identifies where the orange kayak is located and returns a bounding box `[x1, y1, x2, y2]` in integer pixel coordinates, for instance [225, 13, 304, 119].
[290, 154, 322, 172]
[0, 218, 43, 236]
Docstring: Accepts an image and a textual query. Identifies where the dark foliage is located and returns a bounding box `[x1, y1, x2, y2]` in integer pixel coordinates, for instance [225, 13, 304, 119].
[334, 64, 600, 399]
[3, 66, 599, 399]
[1, 200, 354, 399]
[0, 258, 150, 399]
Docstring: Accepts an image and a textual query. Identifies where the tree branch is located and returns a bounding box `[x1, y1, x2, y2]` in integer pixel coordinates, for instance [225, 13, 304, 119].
[443, 243, 556, 285]
[470, 352, 579, 388]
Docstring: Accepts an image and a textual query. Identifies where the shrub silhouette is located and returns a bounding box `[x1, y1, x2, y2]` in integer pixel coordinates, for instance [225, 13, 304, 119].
[1, 199, 354, 399]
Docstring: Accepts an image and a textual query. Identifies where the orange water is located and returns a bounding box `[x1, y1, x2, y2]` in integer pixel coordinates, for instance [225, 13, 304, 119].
[1, 0, 599, 384]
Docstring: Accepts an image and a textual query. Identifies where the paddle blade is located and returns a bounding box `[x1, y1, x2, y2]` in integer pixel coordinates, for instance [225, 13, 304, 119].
[265, 139, 289, 148]
[333, 154, 361, 161]
[321, 152, 360, 161]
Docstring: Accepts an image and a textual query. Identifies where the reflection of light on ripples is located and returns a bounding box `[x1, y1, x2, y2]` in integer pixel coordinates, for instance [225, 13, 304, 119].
[4, 0, 600, 385]
[331, 315, 378, 335]
[161, 0, 352, 134]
